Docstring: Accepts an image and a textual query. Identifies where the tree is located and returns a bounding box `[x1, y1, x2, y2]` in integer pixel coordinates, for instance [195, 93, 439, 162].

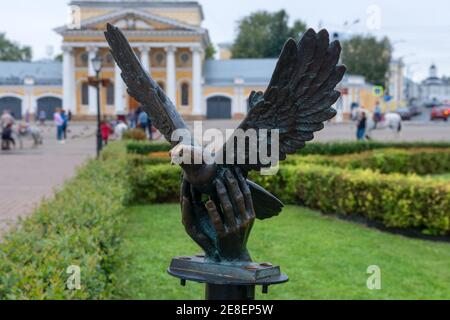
[0, 33, 32, 62]
[231, 10, 306, 59]
[341, 35, 392, 87]
[205, 44, 216, 60]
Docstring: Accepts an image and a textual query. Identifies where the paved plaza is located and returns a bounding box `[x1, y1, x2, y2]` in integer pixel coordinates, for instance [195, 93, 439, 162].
[0, 119, 449, 234]
[0, 123, 96, 233]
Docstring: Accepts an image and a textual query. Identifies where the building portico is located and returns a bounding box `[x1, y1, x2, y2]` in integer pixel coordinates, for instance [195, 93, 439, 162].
[55, 2, 209, 119]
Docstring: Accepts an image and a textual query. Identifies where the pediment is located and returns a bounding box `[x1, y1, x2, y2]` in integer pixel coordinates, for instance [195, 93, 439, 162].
[56, 9, 203, 33]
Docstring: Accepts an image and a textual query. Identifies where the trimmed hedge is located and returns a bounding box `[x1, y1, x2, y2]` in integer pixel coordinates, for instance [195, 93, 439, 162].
[128, 163, 450, 235]
[126, 140, 450, 156]
[0, 145, 131, 299]
[287, 148, 450, 175]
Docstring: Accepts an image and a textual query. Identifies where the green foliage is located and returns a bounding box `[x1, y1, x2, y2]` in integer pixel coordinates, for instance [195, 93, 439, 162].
[289, 148, 450, 175]
[126, 141, 171, 154]
[122, 129, 148, 141]
[341, 35, 392, 87]
[130, 164, 181, 204]
[250, 165, 450, 235]
[125, 140, 450, 156]
[205, 44, 216, 60]
[0, 145, 131, 299]
[129, 152, 450, 235]
[0, 33, 32, 62]
[231, 10, 306, 59]
[117, 204, 450, 300]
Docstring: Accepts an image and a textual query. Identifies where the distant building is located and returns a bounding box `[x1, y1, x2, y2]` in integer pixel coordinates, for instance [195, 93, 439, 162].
[421, 64, 450, 105]
[0, 61, 62, 119]
[0, 0, 378, 121]
[387, 59, 406, 110]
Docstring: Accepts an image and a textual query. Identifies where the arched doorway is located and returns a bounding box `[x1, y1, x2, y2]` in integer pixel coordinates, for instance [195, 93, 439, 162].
[206, 96, 232, 119]
[37, 97, 63, 120]
[0, 96, 22, 119]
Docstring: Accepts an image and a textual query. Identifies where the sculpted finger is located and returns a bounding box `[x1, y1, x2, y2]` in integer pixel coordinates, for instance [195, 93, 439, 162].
[215, 178, 236, 229]
[206, 200, 225, 236]
[180, 178, 190, 205]
[234, 167, 255, 221]
[224, 169, 246, 221]
[181, 195, 194, 232]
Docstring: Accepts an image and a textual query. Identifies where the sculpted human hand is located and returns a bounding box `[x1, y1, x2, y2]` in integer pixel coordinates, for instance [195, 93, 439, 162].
[181, 167, 256, 262]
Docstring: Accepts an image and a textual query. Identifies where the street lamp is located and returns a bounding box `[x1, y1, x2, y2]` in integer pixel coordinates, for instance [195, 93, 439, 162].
[91, 55, 103, 158]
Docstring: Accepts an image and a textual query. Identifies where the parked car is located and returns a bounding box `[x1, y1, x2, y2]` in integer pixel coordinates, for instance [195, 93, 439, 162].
[394, 107, 412, 120]
[430, 105, 450, 121]
[409, 105, 422, 116]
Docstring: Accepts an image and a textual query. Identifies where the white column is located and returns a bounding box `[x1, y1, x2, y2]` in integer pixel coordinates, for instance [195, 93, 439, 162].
[62, 46, 76, 114]
[192, 47, 203, 116]
[114, 62, 126, 114]
[87, 46, 98, 115]
[166, 46, 177, 103]
[140, 47, 151, 73]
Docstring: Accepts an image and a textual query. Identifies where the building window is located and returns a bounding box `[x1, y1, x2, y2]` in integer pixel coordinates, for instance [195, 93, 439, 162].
[181, 82, 189, 106]
[106, 82, 114, 105]
[81, 82, 89, 105]
[155, 52, 165, 66]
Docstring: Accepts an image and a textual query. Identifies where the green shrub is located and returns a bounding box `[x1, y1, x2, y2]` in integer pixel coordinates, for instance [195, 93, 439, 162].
[126, 141, 171, 154]
[297, 141, 450, 155]
[287, 148, 450, 175]
[125, 140, 450, 156]
[122, 129, 148, 141]
[0, 145, 130, 299]
[250, 165, 450, 235]
[129, 163, 450, 235]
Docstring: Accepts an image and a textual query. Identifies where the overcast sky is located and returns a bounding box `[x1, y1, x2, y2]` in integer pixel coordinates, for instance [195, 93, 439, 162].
[0, 0, 449, 81]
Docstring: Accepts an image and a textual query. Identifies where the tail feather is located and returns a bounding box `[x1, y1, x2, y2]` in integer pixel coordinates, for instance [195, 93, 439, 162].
[247, 180, 284, 220]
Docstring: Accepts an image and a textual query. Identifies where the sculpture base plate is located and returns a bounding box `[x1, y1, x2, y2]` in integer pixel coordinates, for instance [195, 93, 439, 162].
[168, 255, 288, 286]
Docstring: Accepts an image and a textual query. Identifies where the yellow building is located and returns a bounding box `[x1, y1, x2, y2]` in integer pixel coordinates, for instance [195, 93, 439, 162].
[0, 0, 377, 122]
[55, 0, 209, 119]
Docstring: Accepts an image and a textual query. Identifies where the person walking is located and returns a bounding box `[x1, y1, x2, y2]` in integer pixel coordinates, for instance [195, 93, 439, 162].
[100, 119, 113, 146]
[61, 109, 68, 140]
[39, 110, 47, 126]
[1, 109, 15, 130]
[357, 112, 367, 141]
[1, 123, 15, 150]
[137, 108, 153, 140]
[54, 108, 65, 144]
[374, 101, 382, 129]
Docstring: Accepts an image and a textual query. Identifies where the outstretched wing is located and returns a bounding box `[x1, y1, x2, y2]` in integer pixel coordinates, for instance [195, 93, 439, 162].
[105, 23, 189, 145]
[226, 29, 346, 172]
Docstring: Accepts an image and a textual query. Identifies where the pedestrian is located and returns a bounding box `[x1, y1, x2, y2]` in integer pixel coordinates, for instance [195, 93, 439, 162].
[1, 123, 16, 150]
[114, 120, 128, 140]
[54, 108, 65, 144]
[374, 101, 382, 128]
[137, 108, 153, 140]
[68, 110, 72, 122]
[25, 110, 30, 123]
[39, 110, 47, 126]
[128, 111, 136, 129]
[100, 119, 113, 146]
[61, 109, 68, 140]
[1, 109, 15, 129]
[357, 112, 367, 141]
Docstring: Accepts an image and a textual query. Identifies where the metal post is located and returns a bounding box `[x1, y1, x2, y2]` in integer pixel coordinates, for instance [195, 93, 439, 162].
[96, 71, 103, 158]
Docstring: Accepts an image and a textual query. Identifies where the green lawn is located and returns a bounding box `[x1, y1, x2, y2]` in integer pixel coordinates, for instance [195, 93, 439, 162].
[115, 204, 450, 300]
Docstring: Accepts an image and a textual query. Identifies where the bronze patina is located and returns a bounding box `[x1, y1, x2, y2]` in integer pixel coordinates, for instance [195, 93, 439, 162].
[105, 23, 345, 299]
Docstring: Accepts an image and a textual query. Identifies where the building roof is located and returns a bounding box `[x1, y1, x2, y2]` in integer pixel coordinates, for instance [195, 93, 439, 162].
[204, 59, 277, 86]
[204, 59, 359, 88]
[0, 61, 62, 86]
